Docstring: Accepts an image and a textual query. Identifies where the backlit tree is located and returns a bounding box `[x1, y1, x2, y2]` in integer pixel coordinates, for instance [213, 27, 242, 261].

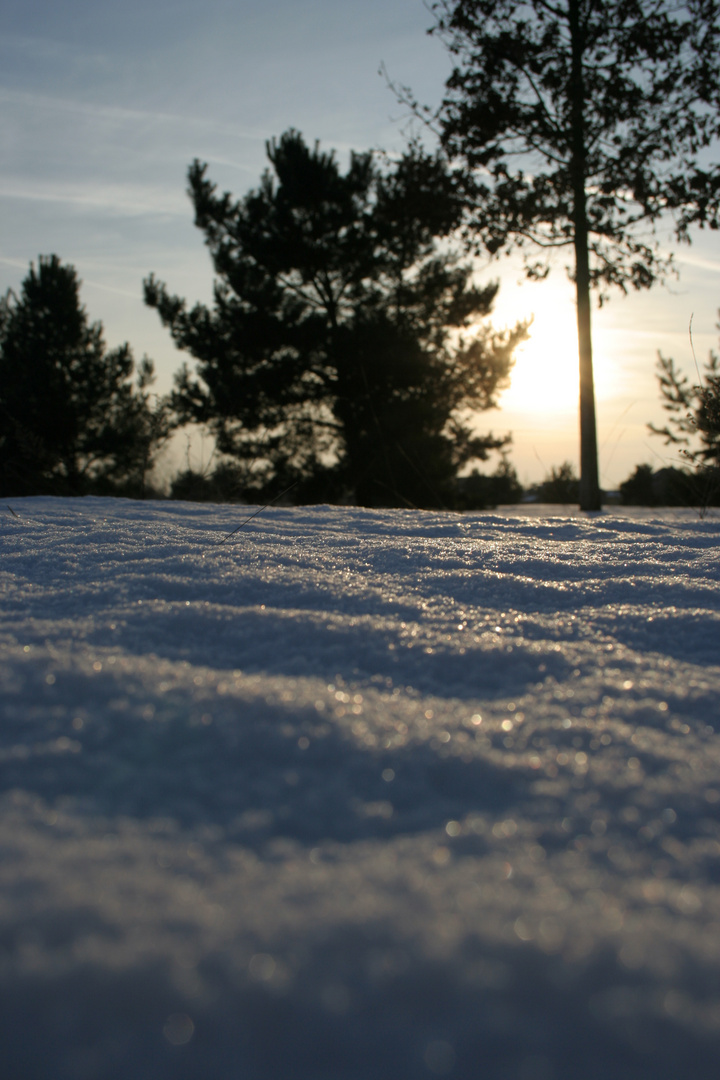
[407, 0, 720, 509]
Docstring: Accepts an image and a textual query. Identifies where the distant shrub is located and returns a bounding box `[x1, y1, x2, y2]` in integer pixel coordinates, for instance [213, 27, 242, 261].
[535, 462, 580, 503]
[619, 464, 656, 505]
[620, 463, 720, 507]
[170, 462, 246, 503]
[455, 455, 524, 509]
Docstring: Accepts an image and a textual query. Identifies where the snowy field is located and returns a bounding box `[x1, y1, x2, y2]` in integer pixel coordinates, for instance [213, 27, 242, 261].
[2, 496, 720, 1080]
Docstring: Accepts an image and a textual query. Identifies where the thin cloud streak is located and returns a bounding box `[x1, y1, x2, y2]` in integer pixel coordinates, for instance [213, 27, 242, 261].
[0, 87, 267, 141]
[0, 181, 187, 217]
[675, 251, 720, 274]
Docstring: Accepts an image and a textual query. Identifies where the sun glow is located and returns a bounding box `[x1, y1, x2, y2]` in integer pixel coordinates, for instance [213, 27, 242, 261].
[499, 306, 615, 417]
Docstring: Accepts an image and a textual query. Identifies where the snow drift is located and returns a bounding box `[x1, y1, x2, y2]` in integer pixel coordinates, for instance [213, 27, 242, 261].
[1, 497, 720, 1079]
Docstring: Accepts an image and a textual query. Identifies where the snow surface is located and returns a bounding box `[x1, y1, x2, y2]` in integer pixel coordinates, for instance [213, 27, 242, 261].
[2, 496, 720, 1080]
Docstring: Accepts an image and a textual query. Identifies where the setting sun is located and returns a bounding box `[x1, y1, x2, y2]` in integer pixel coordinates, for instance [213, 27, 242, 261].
[499, 305, 615, 415]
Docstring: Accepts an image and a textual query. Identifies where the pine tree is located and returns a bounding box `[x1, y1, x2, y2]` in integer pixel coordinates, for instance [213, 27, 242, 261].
[403, 0, 720, 509]
[650, 349, 720, 467]
[145, 130, 526, 507]
[0, 256, 171, 496]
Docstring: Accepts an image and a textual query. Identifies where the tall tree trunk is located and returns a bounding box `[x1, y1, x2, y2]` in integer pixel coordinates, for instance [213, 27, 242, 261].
[573, 203, 601, 510]
[568, 0, 601, 511]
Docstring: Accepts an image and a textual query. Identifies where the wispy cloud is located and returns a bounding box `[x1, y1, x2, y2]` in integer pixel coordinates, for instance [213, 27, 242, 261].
[79, 278, 146, 301]
[0, 254, 32, 271]
[0, 86, 266, 141]
[674, 251, 720, 274]
[0, 178, 187, 217]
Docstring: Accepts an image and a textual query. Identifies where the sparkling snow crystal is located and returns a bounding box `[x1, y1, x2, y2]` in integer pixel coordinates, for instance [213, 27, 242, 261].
[1, 497, 720, 1079]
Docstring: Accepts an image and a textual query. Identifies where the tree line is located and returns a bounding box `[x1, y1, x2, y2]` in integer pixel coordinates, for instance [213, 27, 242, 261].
[0, 136, 527, 507]
[2, 0, 720, 508]
[1, 243, 717, 508]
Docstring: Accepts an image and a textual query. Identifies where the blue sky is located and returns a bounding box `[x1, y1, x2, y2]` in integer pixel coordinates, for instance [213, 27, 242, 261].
[2, 0, 719, 487]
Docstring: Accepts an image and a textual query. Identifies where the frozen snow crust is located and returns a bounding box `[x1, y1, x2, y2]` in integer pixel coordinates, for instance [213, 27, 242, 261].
[2, 497, 720, 1080]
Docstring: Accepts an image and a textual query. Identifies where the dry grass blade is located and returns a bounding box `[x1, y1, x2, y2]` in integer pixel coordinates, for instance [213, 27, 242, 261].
[215, 480, 299, 546]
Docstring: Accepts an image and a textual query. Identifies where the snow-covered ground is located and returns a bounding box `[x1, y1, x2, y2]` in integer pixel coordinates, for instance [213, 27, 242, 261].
[2, 497, 720, 1080]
